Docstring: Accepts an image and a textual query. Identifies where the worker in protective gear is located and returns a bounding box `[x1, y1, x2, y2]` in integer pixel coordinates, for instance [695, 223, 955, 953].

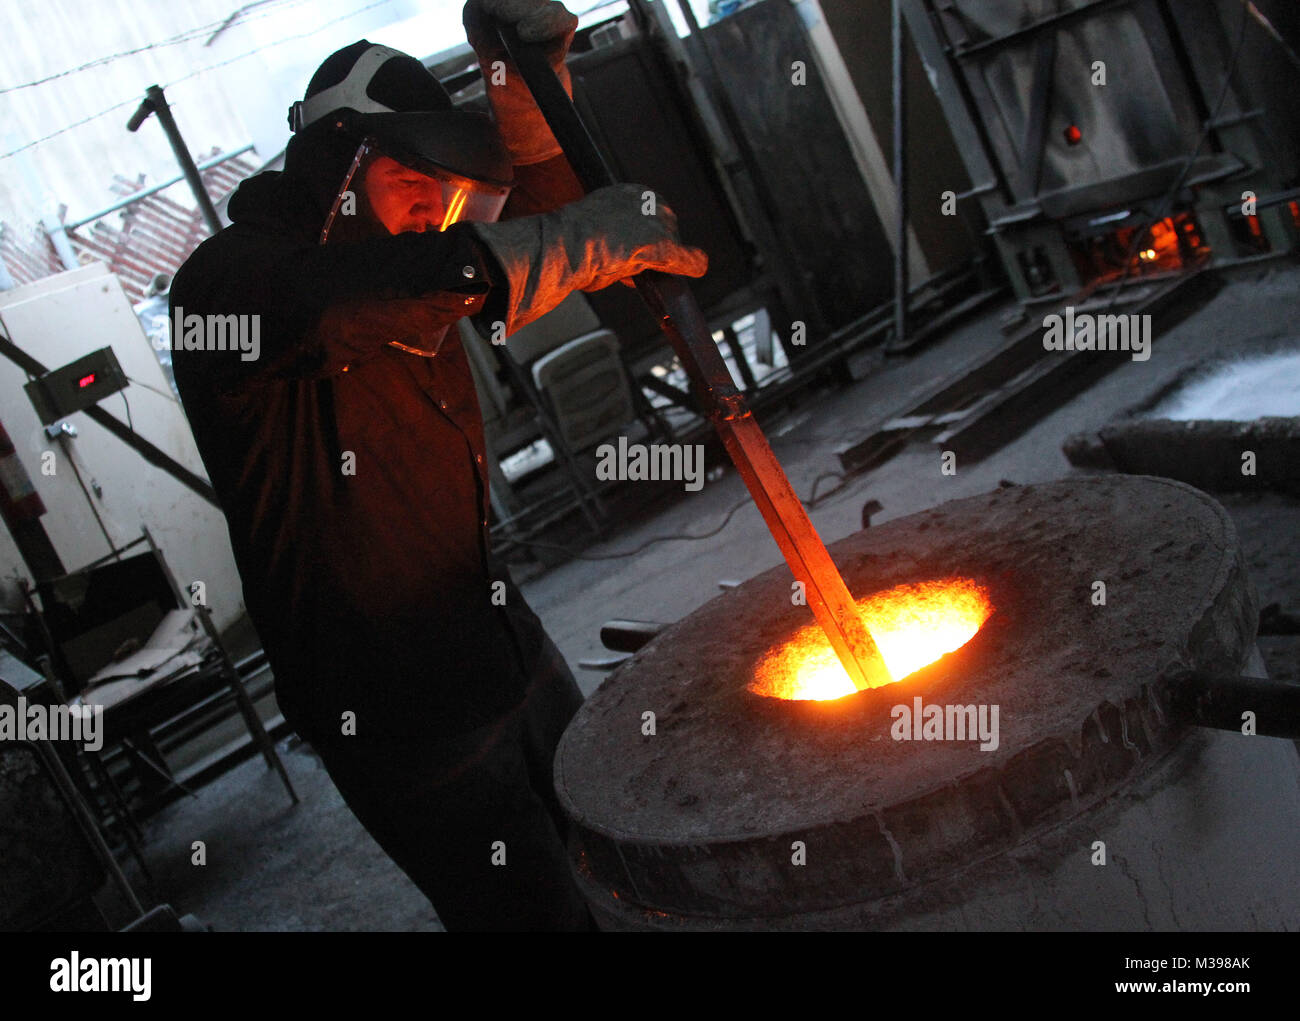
[169, 0, 707, 931]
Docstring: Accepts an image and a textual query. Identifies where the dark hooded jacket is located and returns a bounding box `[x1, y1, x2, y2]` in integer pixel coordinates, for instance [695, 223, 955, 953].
[170, 121, 583, 741]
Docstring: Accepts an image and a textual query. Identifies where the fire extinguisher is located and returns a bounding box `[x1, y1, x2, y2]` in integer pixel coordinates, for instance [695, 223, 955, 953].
[0, 419, 47, 523]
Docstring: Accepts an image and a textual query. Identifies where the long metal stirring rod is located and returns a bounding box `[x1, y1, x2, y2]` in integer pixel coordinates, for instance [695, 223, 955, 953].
[492, 21, 891, 689]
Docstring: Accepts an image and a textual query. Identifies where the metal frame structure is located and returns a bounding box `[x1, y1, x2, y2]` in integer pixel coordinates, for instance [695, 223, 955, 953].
[901, 0, 1298, 300]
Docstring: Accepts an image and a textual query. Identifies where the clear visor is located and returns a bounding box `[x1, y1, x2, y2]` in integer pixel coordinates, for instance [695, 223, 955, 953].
[320, 139, 511, 244]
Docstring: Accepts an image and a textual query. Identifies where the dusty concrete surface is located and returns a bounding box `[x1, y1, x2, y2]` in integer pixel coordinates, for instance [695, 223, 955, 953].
[117, 737, 441, 931]
[113, 262, 1300, 931]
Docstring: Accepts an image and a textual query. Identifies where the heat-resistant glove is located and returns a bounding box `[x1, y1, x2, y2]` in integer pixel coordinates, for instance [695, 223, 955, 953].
[463, 0, 578, 165]
[469, 183, 710, 335]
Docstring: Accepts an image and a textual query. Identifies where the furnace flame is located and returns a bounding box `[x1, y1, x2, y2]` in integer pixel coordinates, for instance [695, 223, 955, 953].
[750, 577, 993, 701]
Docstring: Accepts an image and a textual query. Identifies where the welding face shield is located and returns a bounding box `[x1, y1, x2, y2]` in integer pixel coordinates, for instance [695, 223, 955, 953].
[320, 110, 514, 244]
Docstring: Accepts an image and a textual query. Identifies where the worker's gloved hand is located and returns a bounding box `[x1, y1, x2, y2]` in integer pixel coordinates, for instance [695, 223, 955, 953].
[469, 183, 709, 334]
[463, 0, 579, 165]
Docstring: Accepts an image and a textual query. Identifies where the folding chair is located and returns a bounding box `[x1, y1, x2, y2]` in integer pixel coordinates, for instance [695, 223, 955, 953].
[29, 526, 297, 819]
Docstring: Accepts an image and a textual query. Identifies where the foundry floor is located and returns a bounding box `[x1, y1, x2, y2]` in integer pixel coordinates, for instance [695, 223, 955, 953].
[109, 261, 1300, 931]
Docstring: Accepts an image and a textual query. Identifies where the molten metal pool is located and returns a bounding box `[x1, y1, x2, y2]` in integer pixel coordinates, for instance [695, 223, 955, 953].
[749, 578, 994, 701]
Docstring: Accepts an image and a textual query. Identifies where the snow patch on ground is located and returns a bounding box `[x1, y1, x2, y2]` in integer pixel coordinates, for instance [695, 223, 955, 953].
[1151, 352, 1300, 421]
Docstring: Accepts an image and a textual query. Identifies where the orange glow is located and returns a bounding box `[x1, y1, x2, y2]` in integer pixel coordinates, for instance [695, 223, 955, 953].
[439, 188, 469, 231]
[1142, 219, 1181, 265]
[749, 578, 994, 701]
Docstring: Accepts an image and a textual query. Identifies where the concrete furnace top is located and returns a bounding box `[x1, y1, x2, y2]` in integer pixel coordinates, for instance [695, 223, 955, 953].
[555, 476, 1256, 918]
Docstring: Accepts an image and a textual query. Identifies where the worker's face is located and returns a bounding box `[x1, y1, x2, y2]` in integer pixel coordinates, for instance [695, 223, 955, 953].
[363, 155, 447, 234]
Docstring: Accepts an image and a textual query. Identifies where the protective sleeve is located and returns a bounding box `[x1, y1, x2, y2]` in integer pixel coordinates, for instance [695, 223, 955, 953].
[501, 152, 585, 218]
[467, 152, 587, 333]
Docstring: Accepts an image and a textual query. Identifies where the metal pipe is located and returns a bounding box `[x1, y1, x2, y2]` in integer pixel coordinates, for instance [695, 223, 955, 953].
[64, 145, 254, 231]
[41, 215, 79, 271]
[600, 619, 667, 653]
[127, 85, 223, 235]
[892, 0, 908, 351]
[1169, 670, 1300, 739]
[33, 736, 146, 918]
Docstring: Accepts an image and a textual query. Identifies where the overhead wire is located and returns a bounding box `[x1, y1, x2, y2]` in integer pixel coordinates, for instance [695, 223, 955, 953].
[0, 0, 312, 95]
[1, 0, 397, 161]
[0, 0, 632, 102]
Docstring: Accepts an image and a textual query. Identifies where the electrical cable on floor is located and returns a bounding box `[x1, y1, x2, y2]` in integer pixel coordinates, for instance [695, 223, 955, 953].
[511, 464, 862, 562]
[805, 471, 847, 507]
[516, 495, 755, 561]
[121, 390, 134, 433]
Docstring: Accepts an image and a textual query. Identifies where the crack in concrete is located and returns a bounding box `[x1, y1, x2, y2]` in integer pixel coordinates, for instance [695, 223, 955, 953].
[875, 812, 907, 885]
[1145, 806, 1182, 929]
[996, 782, 1023, 837]
[1111, 852, 1153, 929]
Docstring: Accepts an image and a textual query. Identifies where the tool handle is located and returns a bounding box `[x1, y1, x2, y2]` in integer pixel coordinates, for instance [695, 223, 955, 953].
[492, 21, 740, 409]
[495, 22, 616, 192]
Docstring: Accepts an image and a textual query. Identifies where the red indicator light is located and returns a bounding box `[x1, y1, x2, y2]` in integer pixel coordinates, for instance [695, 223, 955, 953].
[1064, 125, 1082, 145]
[78, 373, 97, 388]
